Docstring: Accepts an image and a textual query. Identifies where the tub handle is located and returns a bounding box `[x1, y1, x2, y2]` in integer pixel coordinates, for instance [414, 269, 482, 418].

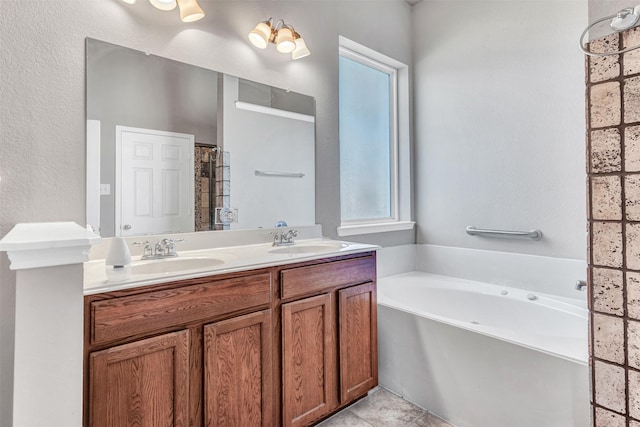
[465, 226, 543, 241]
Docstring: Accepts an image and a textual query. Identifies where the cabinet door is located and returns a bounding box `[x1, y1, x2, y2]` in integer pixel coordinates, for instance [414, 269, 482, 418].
[89, 330, 190, 427]
[204, 309, 273, 427]
[282, 294, 337, 427]
[338, 282, 378, 403]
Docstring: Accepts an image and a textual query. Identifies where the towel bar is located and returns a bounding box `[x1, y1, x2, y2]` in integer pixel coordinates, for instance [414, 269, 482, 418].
[255, 170, 305, 178]
[465, 226, 542, 241]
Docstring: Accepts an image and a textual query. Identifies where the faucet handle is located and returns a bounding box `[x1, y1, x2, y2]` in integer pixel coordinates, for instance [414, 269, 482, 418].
[163, 238, 182, 256]
[269, 231, 281, 246]
[575, 280, 587, 291]
[164, 239, 174, 255]
[282, 229, 298, 244]
[133, 240, 153, 257]
[158, 237, 183, 245]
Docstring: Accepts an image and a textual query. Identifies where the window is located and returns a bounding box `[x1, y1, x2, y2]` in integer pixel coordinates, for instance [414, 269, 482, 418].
[338, 37, 413, 236]
[339, 50, 395, 221]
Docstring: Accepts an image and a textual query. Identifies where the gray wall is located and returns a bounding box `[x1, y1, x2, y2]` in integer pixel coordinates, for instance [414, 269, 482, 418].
[412, 0, 588, 260]
[0, 1, 413, 424]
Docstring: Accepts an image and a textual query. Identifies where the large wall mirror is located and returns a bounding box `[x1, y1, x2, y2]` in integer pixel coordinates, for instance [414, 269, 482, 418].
[86, 38, 316, 237]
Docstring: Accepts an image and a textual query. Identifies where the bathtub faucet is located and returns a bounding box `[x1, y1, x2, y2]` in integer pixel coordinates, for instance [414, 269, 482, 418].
[575, 280, 587, 291]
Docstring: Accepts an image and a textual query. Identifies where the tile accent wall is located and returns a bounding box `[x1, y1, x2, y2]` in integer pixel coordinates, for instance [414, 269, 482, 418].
[194, 146, 229, 231]
[215, 150, 231, 216]
[588, 28, 640, 426]
[194, 146, 207, 231]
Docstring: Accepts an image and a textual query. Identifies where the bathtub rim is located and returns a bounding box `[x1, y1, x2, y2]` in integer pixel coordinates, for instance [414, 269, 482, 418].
[377, 271, 588, 366]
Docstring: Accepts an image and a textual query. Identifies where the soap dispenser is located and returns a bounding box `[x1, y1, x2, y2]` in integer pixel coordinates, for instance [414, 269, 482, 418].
[105, 237, 132, 282]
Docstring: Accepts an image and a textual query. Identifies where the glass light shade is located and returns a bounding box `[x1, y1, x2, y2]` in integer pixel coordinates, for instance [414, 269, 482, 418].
[149, 0, 176, 10]
[276, 27, 296, 53]
[177, 0, 205, 22]
[292, 37, 310, 60]
[249, 22, 272, 49]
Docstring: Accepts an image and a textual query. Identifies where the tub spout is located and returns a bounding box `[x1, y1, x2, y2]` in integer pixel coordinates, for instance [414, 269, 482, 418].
[575, 280, 587, 291]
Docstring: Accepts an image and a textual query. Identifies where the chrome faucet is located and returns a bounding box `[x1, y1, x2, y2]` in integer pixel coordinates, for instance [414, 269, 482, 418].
[575, 280, 587, 291]
[134, 238, 182, 259]
[270, 229, 298, 246]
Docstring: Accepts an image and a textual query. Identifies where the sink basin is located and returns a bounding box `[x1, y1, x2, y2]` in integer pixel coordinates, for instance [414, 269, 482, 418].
[131, 257, 225, 275]
[269, 242, 348, 255]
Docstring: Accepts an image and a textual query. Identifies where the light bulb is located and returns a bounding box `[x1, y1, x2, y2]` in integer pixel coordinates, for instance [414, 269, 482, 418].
[149, 0, 176, 11]
[276, 27, 295, 53]
[177, 0, 205, 22]
[249, 22, 272, 49]
[292, 36, 310, 60]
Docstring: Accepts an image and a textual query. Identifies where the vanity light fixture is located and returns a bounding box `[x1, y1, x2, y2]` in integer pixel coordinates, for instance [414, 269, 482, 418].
[119, 0, 204, 22]
[177, 0, 205, 22]
[248, 18, 311, 60]
[149, 0, 176, 11]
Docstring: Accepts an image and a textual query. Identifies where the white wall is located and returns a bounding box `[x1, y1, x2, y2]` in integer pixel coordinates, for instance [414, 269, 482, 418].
[0, 1, 413, 424]
[413, 0, 588, 259]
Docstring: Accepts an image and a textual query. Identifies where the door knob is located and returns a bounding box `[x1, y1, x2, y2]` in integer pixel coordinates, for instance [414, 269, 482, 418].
[123, 224, 132, 230]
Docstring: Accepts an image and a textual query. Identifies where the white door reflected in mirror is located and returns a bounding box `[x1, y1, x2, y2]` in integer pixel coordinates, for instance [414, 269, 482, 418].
[116, 126, 194, 237]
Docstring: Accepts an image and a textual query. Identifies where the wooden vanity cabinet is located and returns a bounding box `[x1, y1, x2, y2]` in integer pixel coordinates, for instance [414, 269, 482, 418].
[84, 270, 274, 427]
[338, 282, 377, 403]
[280, 254, 378, 427]
[282, 293, 338, 427]
[84, 252, 377, 427]
[204, 309, 273, 427]
[89, 330, 190, 427]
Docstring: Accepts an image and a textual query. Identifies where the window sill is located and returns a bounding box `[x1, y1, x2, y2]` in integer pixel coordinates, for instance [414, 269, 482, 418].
[337, 221, 415, 237]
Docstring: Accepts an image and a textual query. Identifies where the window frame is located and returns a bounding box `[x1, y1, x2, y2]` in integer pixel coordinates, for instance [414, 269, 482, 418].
[337, 37, 414, 237]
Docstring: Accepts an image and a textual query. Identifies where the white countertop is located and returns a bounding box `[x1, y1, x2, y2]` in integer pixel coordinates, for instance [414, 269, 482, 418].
[84, 238, 379, 295]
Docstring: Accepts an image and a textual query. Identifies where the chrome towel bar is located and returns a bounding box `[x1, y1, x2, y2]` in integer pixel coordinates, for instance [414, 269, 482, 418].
[465, 226, 543, 241]
[255, 170, 305, 178]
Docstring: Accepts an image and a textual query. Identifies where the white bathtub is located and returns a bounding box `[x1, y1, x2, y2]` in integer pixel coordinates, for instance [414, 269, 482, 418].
[377, 271, 590, 427]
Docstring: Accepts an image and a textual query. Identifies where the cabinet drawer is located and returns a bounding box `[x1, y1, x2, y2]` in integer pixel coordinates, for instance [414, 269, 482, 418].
[90, 272, 272, 345]
[280, 255, 375, 300]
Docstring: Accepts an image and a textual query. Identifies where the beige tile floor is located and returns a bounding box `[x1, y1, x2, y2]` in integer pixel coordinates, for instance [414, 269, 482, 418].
[317, 388, 454, 427]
